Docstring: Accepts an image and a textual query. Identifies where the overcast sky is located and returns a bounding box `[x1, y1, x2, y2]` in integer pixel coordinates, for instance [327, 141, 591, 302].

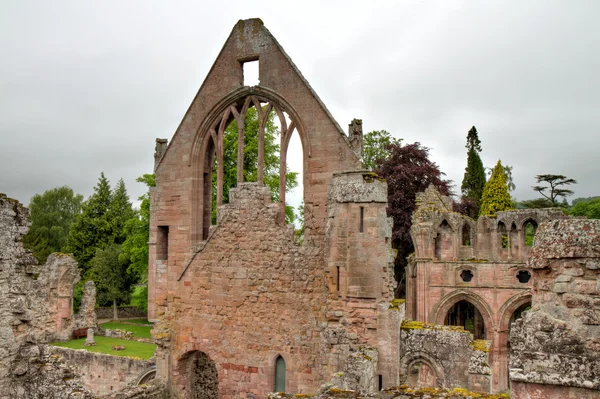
[1, 0, 599, 210]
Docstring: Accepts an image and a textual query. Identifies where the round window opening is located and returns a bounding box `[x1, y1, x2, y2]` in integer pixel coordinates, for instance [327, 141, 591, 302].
[517, 270, 531, 284]
[460, 269, 474, 282]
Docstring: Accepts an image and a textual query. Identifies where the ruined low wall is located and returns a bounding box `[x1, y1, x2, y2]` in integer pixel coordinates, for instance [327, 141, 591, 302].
[96, 306, 147, 320]
[398, 322, 491, 393]
[49, 346, 155, 396]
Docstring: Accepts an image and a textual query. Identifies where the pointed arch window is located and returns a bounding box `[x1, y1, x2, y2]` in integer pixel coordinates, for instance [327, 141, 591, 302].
[274, 355, 286, 392]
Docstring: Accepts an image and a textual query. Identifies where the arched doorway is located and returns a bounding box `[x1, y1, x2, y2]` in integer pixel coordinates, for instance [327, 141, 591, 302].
[183, 351, 218, 399]
[274, 355, 286, 392]
[444, 300, 486, 339]
[509, 302, 531, 332]
[407, 360, 438, 388]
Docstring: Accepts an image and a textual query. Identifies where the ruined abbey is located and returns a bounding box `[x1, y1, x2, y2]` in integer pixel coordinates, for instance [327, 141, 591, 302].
[1, 18, 599, 399]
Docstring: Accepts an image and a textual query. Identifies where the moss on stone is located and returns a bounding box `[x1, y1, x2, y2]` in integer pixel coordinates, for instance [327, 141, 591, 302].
[471, 339, 490, 352]
[400, 320, 467, 332]
[389, 299, 406, 310]
[383, 385, 509, 398]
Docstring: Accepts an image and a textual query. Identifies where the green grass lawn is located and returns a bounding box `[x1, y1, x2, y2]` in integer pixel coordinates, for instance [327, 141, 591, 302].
[99, 321, 152, 339]
[50, 336, 156, 359]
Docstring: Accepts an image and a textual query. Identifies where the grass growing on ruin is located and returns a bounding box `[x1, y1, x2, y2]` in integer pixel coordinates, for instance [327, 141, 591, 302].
[100, 321, 152, 339]
[50, 336, 156, 359]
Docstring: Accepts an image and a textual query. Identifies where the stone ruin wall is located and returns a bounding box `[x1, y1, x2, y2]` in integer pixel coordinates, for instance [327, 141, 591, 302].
[148, 19, 400, 398]
[0, 193, 165, 399]
[0, 193, 93, 398]
[50, 346, 156, 396]
[510, 218, 600, 398]
[408, 186, 568, 391]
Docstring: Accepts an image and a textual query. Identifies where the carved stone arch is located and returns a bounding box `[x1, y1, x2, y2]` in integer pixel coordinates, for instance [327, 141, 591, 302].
[189, 86, 311, 244]
[498, 292, 532, 332]
[461, 217, 476, 246]
[431, 290, 496, 335]
[399, 352, 446, 387]
[135, 367, 156, 385]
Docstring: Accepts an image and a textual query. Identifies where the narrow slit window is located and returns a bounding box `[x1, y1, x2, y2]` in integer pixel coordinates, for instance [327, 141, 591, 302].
[336, 266, 340, 293]
[157, 226, 169, 260]
[378, 374, 383, 391]
[359, 206, 364, 232]
[274, 355, 286, 392]
[242, 59, 259, 86]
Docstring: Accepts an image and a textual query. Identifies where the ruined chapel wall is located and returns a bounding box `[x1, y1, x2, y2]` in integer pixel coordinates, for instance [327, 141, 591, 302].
[149, 19, 361, 321]
[161, 184, 324, 398]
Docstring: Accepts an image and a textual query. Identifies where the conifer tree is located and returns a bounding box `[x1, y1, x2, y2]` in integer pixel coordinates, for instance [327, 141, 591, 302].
[460, 126, 486, 217]
[66, 172, 113, 273]
[107, 179, 135, 245]
[479, 160, 513, 217]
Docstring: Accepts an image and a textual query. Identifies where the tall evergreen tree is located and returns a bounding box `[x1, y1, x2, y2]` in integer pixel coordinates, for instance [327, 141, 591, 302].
[66, 172, 113, 273]
[460, 126, 486, 217]
[479, 160, 513, 217]
[107, 178, 135, 245]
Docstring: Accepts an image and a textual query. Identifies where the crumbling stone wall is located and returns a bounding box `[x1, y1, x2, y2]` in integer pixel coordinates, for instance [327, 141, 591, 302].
[408, 186, 566, 391]
[49, 347, 156, 396]
[510, 219, 600, 398]
[398, 321, 490, 392]
[95, 305, 147, 320]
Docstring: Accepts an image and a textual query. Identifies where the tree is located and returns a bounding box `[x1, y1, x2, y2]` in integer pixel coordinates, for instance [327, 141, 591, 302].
[569, 197, 600, 219]
[106, 179, 135, 245]
[22, 186, 83, 263]
[460, 126, 486, 217]
[215, 107, 299, 223]
[532, 174, 577, 206]
[375, 142, 452, 297]
[66, 173, 113, 273]
[518, 198, 554, 209]
[486, 164, 515, 192]
[361, 130, 402, 170]
[479, 160, 513, 217]
[121, 174, 155, 282]
[88, 244, 136, 320]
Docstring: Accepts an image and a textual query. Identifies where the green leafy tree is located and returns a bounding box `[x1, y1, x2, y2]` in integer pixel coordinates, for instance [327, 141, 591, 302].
[215, 107, 299, 223]
[121, 174, 155, 282]
[569, 197, 600, 219]
[88, 244, 136, 320]
[487, 164, 515, 192]
[532, 174, 577, 206]
[361, 130, 402, 170]
[479, 160, 513, 217]
[67, 173, 113, 273]
[460, 126, 486, 217]
[22, 186, 83, 263]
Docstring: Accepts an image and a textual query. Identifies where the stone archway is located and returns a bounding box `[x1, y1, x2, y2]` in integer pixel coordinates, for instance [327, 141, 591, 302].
[431, 290, 495, 339]
[179, 351, 218, 399]
[399, 353, 446, 388]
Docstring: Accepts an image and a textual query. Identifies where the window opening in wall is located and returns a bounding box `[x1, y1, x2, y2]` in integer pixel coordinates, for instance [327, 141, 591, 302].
[274, 355, 286, 393]
[445, 300, 486, 339]
[524, 220, 538, 246]
[462, 224, 471, 246]
[336, 266, 340, 293]
[378, 374, 383, 391]
[509, 302, 531, 331]
[460, 269, 474, 282]
[359, 206, 364, 232]
[498, 222, 508, 249]
[157, 226, 169, 260]
[242, 59, 259, 86]
[516, 270, 531, 283]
